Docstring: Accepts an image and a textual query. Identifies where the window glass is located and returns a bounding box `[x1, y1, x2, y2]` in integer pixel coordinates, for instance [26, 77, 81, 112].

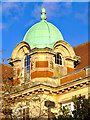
[62, 102, 74, 116]
[17, 106, 29, 120]
[26, 108, 29, 114]
[25, 55, 30, 72]
[23, 109, 25, 115]
[55, 53, 63, 65]
[24, 55, 30, 82]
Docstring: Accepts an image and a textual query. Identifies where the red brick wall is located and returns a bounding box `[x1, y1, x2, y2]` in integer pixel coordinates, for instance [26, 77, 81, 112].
[60, 70, 86, 84]
[36, 61, 48, 68]
[31, 71, 53, 79]
[13, 78, 20, 85]
[67, 67, 74, 74]
[17, 68, 20, 76]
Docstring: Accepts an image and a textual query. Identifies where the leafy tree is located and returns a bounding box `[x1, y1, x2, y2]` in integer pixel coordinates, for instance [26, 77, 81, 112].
[72, 94, 90, 120]
[56, 103, 73, 120]
[51, 95, 89, 120]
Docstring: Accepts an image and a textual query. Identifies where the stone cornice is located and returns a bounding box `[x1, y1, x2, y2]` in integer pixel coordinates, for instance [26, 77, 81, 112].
[4, 76, 90, 101]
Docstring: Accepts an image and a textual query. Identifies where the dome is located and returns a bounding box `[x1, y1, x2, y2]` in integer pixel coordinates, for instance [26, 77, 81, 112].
[23, 8, 64, 49]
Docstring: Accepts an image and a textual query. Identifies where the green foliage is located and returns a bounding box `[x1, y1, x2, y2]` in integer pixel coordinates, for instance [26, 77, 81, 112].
[51, 95, 89, 120]
[58, 103, 70, 116]
[72, 94, 90, 120]
[56, 103, 73, 120]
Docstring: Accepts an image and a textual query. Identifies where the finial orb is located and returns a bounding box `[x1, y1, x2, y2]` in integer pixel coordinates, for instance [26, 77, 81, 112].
[41, 8, 46, 14]
[41, 8, 47, 20]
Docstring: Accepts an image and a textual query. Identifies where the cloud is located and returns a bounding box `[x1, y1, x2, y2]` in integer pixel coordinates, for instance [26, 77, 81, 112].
[0, 3, 2, 14]
[43, 0, 88, 1]
[2, 0, 21, 2]
[24, 2, 72, 28]
[2, 2, 26, 30]
[2, 2, 26, 17]
[0, 23, 2, 30]
[2, 0, 89, 2]
[31, 2, 72, 21]
[43, 0, 61, 2]
[75, 8, 88, 24]
[24, 19, 37, 28]
[0, 23, 8, 30]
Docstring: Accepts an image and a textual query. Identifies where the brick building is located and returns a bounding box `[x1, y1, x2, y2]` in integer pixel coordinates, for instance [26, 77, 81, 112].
[1, 8, 89, 119]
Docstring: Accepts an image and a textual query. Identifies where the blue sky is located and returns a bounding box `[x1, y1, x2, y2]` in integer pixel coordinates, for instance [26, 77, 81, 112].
[1, 2, 88, 64]
[1, 0, 90, 2]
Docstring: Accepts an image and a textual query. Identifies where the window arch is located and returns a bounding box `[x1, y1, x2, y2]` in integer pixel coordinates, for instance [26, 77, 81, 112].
[24, 55, 30, 82]
[25, 55, 30, 72]
[55, 53, 63, 65]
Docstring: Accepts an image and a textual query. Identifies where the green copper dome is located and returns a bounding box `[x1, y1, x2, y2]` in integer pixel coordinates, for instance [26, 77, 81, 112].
[23, 8, 64, 49]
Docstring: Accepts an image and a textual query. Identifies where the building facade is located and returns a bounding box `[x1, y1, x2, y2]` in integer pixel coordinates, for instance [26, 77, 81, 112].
[1, 8, 90, 119]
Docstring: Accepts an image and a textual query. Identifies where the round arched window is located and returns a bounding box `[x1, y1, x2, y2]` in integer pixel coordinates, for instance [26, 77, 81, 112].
[24, 55, 30, 82]
[55, 53, 63, 65]
[25, 55, 30, 72]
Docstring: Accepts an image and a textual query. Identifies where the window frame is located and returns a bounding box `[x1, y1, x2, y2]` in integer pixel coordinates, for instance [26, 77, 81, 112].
[55, 53, 63, 66]
[23, 55, 30, 83]
[62, 102, 74, 115]
[24, 55, 30, 73]
[17, 106, 29, 120]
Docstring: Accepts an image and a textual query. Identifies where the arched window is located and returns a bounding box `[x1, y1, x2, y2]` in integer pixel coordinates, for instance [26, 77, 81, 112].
[55, 53, 63, 65]
[24, 55, 30, 82]
[25, 55, 30, 72]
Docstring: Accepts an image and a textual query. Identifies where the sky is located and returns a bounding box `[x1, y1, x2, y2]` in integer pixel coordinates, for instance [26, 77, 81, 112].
[0, 1, 88, 64]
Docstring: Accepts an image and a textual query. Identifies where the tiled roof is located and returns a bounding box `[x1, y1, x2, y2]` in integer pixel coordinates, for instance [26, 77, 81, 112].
[60, 42, 89, 85]
[73, 42, 89, 70]
[0, 63, 13, 85]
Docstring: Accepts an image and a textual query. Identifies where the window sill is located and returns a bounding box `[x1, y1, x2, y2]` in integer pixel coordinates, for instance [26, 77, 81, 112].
[55, 63, 63, 67]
